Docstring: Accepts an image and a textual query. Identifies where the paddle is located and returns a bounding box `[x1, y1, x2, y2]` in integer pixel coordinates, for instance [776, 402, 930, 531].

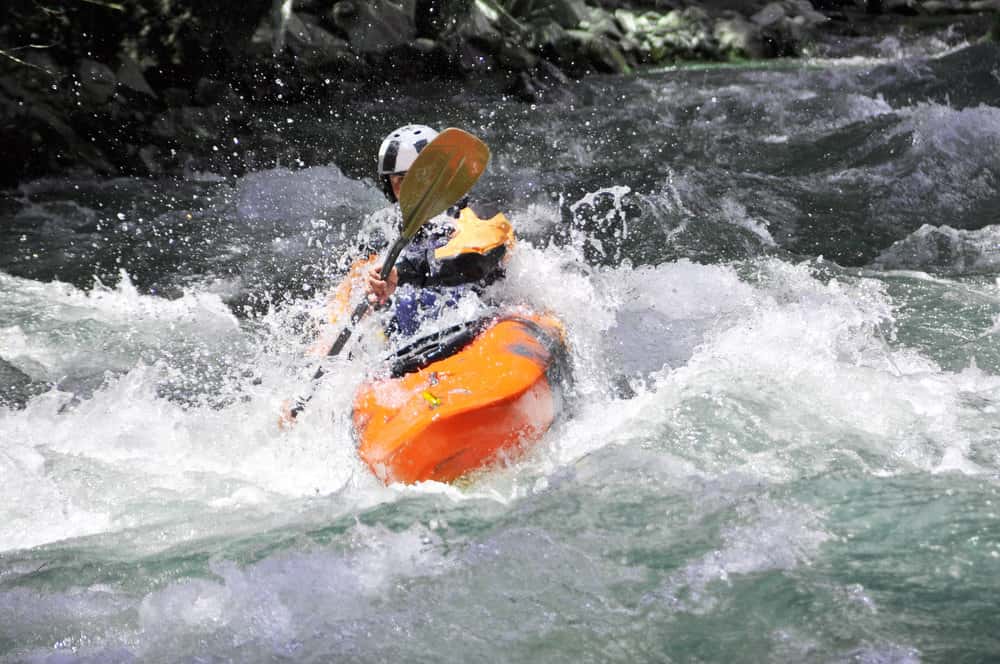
[286, 128, 491, 420]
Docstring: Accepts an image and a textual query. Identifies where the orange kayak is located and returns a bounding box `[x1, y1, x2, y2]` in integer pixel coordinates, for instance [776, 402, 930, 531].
[352, 313, 569, 484]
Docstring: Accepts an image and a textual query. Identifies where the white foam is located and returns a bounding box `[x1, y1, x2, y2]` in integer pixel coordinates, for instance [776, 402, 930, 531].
[512, 258, 1000, 484]
[233, 164, 384, 223]
[136, 523, 446, 642]
[646, 501, 830, 613]
[860, 102, 1000, 219]
[0, 270, 238, 381]
[719, 198, 775, 245]
[5, 226, 1000, 556]
[872, 223, 1000, 273]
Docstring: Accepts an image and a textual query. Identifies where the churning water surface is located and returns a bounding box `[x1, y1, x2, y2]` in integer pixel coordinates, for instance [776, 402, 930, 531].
[2, 40, 1000, 663]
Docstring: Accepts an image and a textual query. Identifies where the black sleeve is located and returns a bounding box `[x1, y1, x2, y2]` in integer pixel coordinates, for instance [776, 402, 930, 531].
[421, 245, 507, 288]
[395, 250, 432, 287]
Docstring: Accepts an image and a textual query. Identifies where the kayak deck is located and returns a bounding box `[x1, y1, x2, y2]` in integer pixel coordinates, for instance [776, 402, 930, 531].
[353, 313, 567, 484]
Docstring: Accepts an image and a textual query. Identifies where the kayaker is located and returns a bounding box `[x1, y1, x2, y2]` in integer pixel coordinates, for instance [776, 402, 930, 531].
[280, 124, 511, 428]
[363, 124, 514, 339]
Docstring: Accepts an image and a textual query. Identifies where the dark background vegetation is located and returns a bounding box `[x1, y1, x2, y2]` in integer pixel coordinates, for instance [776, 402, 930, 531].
[1, 0, 996, 187]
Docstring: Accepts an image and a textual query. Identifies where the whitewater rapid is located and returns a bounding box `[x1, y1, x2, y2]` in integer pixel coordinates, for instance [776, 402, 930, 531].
[4, 40, 1000, 662]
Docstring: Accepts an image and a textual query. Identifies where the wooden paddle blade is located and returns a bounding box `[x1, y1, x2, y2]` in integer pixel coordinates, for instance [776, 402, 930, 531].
[398, 128, 490, 239]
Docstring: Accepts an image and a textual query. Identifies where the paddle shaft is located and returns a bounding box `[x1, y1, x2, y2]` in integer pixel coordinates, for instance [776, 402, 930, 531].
[317, 155, 466, 365]
[296, 235, 408, 392]
[321, 236, 408, 363]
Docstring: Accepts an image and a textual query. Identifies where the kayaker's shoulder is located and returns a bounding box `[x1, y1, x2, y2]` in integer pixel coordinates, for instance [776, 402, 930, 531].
[449, 197, 506, 221]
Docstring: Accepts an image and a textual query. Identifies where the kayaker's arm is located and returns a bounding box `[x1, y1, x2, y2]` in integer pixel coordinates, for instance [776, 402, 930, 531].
[365, 265, 399, 305]
[299, 254, 379, 357]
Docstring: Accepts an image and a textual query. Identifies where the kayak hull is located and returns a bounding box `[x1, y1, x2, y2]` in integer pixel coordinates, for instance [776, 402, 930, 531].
[353, 313, 567, 484]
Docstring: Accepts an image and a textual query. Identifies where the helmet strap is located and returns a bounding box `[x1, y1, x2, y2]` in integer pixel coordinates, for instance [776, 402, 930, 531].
[381, 175, 397, 203]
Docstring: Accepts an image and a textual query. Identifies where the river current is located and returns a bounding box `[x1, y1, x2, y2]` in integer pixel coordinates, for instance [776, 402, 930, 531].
[2, 39, 1000, 662]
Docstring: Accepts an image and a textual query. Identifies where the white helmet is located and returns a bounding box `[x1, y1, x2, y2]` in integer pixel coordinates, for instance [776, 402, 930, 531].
[377, 124, 439, 201]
